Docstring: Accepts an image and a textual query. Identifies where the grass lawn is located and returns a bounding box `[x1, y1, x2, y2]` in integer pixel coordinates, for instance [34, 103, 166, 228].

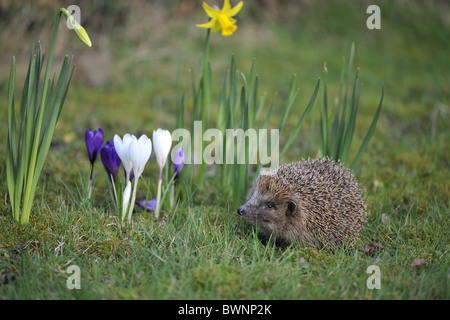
[0, 1, 448, 299]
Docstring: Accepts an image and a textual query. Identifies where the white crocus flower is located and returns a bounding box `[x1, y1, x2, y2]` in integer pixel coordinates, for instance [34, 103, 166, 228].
[153, 129, 172, 170]
[129, 135, 152, 178]
[113, 134, 133, 182]
[152, 129, 172, 219]
[126, 135, 152, 221]
[114, 133, 152, 223]
[121, 181, 132, 222]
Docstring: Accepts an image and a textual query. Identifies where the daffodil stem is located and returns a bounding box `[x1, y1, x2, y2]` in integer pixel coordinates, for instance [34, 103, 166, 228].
[204, 28, 210, 72]
[155, 168, 163, 219]
[198, 28, 211, 190]
[202, 28, 210, 127]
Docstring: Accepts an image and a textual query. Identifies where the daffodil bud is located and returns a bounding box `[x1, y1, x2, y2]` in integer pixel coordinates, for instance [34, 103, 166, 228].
[59, 8, 92, 47]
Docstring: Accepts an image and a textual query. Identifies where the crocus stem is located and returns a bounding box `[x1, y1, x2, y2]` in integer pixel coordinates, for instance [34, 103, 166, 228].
[87, 163, 94, 200]
[121, 181, 131, 223]
[110, 174, 118, 210]
[87, 179, 92, 200]
[155, 168, 163, 219]
[127, 177, 139, 223]
[170, 183, 175, 209]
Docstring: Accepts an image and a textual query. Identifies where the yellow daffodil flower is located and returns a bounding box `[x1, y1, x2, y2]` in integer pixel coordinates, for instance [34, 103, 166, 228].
[197, 0, 243, 36]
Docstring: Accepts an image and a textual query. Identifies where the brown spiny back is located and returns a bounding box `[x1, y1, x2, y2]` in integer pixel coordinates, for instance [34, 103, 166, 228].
[249, 158, 366, 248]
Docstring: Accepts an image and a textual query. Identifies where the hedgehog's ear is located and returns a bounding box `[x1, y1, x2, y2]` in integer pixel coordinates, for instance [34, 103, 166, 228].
[285, 200, 296, 217]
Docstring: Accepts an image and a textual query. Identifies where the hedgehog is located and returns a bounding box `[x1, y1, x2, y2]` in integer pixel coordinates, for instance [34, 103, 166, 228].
[237, 158, 366, 249]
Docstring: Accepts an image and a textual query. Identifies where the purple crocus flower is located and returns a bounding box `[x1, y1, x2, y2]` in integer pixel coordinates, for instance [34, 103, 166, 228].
[172, 148, 184, 179]
[85, 128, 104, 164]
[136, 198, 159, 211]
[100, 140, 121, 182]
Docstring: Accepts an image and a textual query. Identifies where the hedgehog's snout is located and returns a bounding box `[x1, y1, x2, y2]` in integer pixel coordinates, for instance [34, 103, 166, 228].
[237, 206, 247, 216]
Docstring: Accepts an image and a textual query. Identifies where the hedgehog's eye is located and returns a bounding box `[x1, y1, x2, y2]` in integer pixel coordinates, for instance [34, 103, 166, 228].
[267, 202, 274, 209]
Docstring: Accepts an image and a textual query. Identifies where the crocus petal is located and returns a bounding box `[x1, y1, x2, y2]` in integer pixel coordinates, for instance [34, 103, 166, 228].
[153, 129, 172, 169]
[114, 134, 133, 178]
[172, 148, 185, 179]
[136, 198, 158, 211]
[100, 140, 121, 182]
[129, 135, 152, 178]
[85, 128, 104, 164]
[122, 181, 132, 221]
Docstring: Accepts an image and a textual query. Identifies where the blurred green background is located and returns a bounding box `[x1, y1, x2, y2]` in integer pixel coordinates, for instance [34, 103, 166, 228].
[0, 0, 449, 204]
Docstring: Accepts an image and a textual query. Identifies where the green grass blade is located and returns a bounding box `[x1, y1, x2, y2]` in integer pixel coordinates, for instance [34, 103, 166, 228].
[280, 79, 320, 158]
[15, 52, 39, 223]
[339, 68, 360, 164]
[203, 61, 212, 126]
[350, 87, 384, 170]
[277, 74, 298, 131]
[6, 56, 17, 219]
[337, 43, 356, 159]
[24, 59, 73, 225]
[255, 91, 267, 121]
[229, 55, 238, 126]
[190, 68, 198, 119]
[320, 65, 329, 156]
[249, 76, 258, 128]
[217, 69, 229, 131]
[248, 58, 256, 97]
[261, 92, 277, 130]
[329, 95, 341, 160]
[175, 65, 184, 129]
[37, 57, 73, 172]
[328, 55, 347, 160]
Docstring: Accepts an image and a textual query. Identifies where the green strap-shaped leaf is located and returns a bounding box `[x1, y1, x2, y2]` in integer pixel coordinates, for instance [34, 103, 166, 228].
[280, 79, 320, 159]
[350, 87, 384, 170]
